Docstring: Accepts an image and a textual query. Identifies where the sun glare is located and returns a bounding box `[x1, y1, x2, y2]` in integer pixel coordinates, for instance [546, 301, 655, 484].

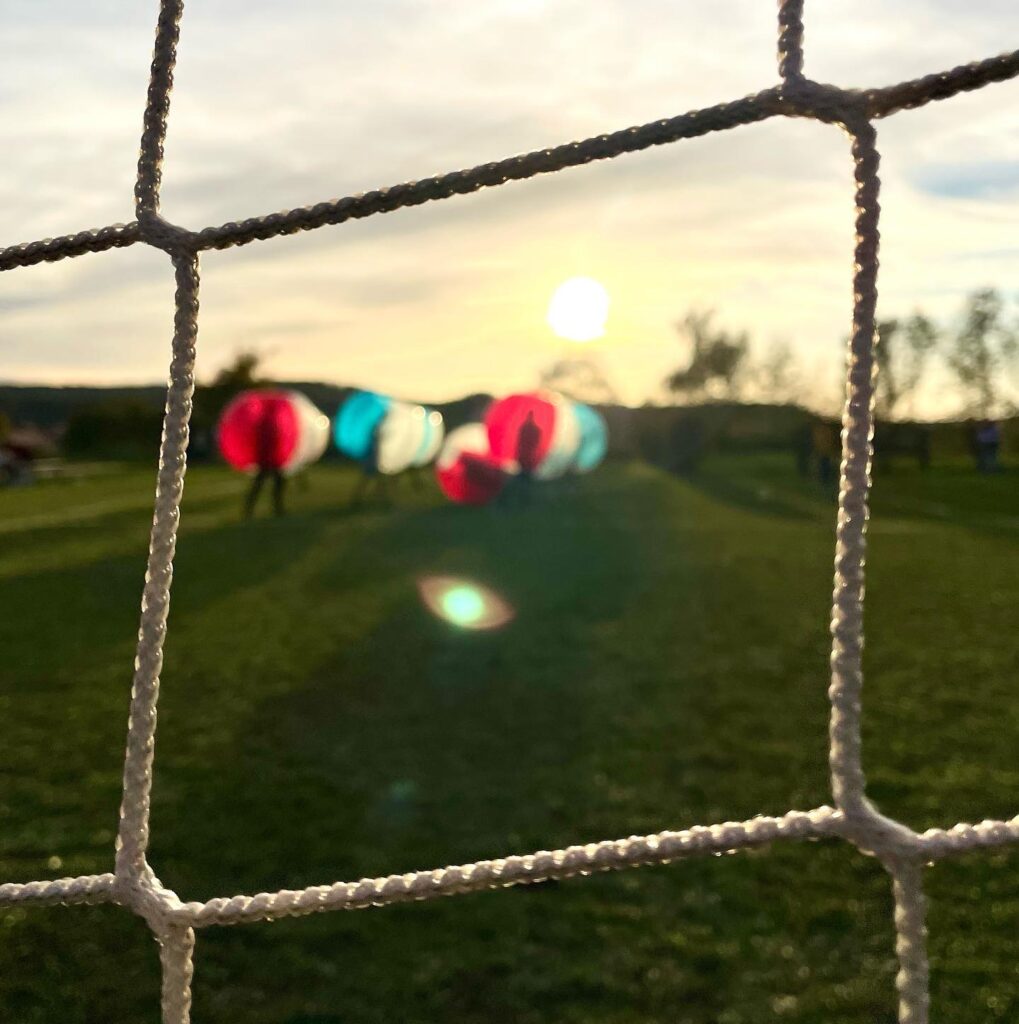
[546, 276, 610, 342]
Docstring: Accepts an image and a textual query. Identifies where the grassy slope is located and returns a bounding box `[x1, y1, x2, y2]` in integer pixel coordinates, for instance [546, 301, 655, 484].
[0, 456, 1017, 1023]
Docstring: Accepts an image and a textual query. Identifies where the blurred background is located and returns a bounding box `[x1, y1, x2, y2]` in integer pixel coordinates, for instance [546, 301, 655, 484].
[2, 1, 1018, 1022]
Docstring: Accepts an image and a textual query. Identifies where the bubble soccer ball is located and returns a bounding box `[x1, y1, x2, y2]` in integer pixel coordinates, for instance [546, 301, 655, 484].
[485, 391, 582, 479]
[533, 393, 582, 481]
[217, 389, 329, 474]
[334, 390, 391, 461]
[570, 402, 609, 473]
[335, 393, 445, 475]
[484, 392, 556, 473]
[375, 402, 429, 476]
[435, 423, 506, 505]
[412, 409, 445, 468]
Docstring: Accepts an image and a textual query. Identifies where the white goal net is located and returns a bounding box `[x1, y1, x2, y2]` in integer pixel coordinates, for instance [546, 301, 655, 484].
[2, 2, 1018, 1022]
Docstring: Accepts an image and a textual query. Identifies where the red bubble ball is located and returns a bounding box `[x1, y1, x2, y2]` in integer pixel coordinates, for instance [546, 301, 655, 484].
[485, 392, 556, 473]
[435, 423, 506, 505]
[217, 390, 301, 472]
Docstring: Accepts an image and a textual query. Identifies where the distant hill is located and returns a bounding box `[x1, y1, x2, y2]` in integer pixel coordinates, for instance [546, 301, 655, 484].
[0, 383, 494, 432]
[0, 385, 168, 429]
[3, 382, 1013, 467]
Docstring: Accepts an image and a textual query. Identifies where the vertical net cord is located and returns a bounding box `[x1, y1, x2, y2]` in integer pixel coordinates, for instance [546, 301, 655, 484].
[829, 117, 880, 825]
[891, 861, 931, 1024]
[115, 251, 199, 893]
[115, 0, 190, 893]
[777, 0, 805, 83]
[136, 0, 184, 222]
[158, 922, 196, 1024]
[834, 116, 932, 1024]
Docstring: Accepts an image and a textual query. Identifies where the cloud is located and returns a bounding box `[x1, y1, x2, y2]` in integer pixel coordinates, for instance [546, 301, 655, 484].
[2, 0, 1019, 415]
[911, 160, 1019, 199]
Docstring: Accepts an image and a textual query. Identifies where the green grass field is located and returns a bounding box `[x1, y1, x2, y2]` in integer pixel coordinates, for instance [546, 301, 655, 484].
[1, 455, 1017, 1023]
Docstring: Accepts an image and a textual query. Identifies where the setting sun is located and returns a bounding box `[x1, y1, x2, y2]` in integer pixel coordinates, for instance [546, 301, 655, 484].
[546, 277, 610, 343]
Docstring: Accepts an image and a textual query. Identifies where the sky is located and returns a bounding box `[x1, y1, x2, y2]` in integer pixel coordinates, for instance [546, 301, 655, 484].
[2, 0, 1019, 416]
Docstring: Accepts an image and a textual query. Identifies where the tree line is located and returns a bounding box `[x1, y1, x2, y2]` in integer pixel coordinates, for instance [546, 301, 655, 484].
[662, 288, 1018, 420]
[39, 286, 1019, 461]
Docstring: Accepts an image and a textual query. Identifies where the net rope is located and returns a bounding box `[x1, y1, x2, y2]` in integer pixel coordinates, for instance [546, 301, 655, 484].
[1, 2, 1018, 1020]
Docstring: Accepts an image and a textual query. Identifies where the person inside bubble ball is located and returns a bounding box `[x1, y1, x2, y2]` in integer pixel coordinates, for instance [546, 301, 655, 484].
[244, 406, 287, 518]
[509, 409, 542, 506]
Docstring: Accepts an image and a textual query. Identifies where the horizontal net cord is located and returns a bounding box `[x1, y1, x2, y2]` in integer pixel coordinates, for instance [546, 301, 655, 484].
[0, 873, 118, 908]
[2, 812, 1015, 917]
[920, 816, 1019, 859]
[0, 89, 778, 271]
[148, 815, 1019, 924]
[189, 90, 779, 252]
[156, 812, 1019, 929]
[865, 47, 1019, 117]
[3, 46, 1018, 274]
[168, 807, 841, 928]
[0, 222, 140, 273]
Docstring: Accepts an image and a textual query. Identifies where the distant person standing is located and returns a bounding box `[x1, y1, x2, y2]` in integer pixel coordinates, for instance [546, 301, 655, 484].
[793, 421, 813, 478]
[0, 440, 33, 487]
[811, 417, 840, 489]
[352, 416, 390, 506]
[974, 419, 1002, 473]
[244, 407, 287, 518]
[917, 426, 932, 471]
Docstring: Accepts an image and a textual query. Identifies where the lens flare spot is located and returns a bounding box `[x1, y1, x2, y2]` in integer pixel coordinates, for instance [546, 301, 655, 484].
[442, 586, 485, 625]
[417, 576, 514, 631]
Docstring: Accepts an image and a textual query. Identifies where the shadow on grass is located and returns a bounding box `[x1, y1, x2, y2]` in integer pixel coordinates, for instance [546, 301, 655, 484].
[685, 455, 1019, 543]
[0, 503, 336, 886]
[146, 468, 665, 900]
[684, 464, 826, 523]
[0, 507, 332, 687]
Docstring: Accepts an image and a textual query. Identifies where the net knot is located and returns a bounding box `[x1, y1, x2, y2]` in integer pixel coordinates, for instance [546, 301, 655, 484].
[112, 859, 186, 930]
[777, 78, 865, 126]
[834, 799, 924, 863]
[138, 211, 197, 255]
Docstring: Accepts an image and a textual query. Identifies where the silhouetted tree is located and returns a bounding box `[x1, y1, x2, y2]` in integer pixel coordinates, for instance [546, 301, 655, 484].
[754, 340, 802, 405]
[540, 356, 619, 405]
[945, 289, 1018, 417]
[191, 351, 269, 443]
[200, 351, 265, 417]
[874, 314, 939, 418]
[665, 311, 749, 401]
